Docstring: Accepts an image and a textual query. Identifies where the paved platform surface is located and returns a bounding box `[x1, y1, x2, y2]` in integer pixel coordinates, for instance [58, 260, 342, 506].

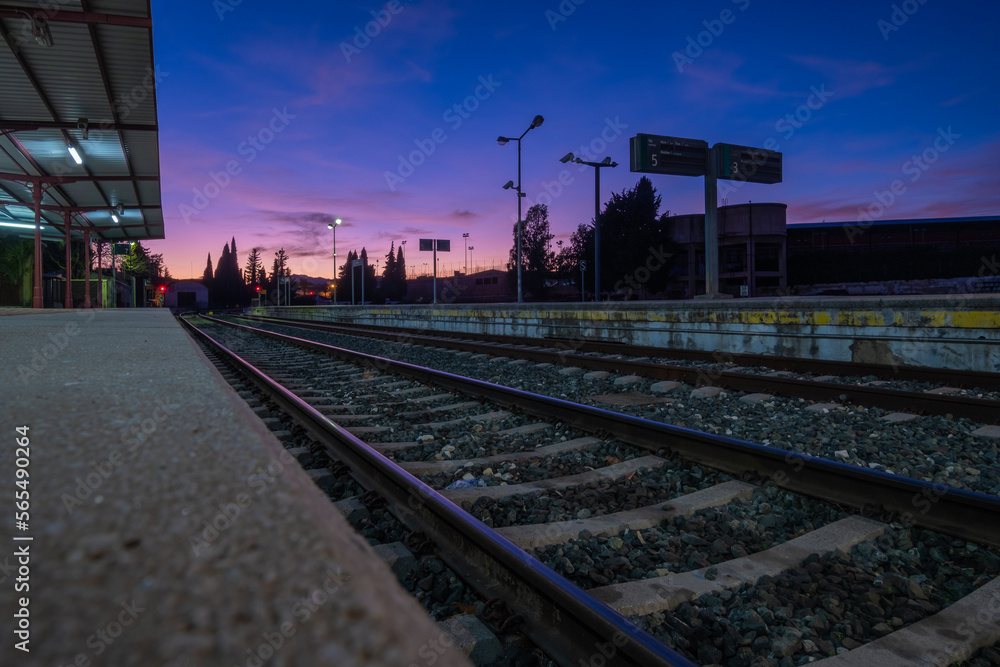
[0, 309, 470, 667]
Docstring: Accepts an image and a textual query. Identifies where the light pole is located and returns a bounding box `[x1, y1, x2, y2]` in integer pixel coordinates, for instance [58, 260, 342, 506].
[462, 233, 469, 274]
[561, 153, 617, 301]
[327, 217, 342, 305]
[468, 245, 474, 274]
[400, 240, 407, 278]
[498, 114, 544, 303]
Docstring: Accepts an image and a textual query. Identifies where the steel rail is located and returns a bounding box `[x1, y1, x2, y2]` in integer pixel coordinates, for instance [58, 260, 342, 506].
[237, 314, 1000, 424]
[201, 314, 1000, 550]
[181, 316, 695, 667]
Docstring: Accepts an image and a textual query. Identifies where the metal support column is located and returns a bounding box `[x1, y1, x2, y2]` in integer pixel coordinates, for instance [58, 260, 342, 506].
[704, 147, 720, 296]
[594, 166, 601, 302]
[32, 183, 42, 308]
[83, 231, 91, 308]
[96, 242, 103, 307]
[516, 138, 523, 304]
[64, 212, 72, 309]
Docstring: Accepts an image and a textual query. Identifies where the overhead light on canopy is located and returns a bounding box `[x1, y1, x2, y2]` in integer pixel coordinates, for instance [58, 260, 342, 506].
[68, 146, 82, 164]
[13, 10, 53, 47]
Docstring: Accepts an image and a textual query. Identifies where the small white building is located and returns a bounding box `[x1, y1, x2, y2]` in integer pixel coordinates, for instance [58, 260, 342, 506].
[164, 279, 209, 309]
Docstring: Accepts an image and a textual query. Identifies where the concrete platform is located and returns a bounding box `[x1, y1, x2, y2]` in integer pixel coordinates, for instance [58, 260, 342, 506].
[0, 310, 470, 667]
[256, 293, 1000, 371]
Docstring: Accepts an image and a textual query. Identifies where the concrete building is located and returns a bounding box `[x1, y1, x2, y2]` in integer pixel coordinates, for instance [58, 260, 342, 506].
[164, 279, 209, 309]
[662, 202, 788, 299]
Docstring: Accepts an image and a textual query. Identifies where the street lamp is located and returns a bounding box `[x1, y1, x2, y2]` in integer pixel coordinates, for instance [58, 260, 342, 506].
[462, 233, 470, 274]
[560, 153, 617, 301]
[327, 217, 342, 305]
[468, 245, 474, 274]
[400, 240, 407, 278]
[498, 113, 544, 303]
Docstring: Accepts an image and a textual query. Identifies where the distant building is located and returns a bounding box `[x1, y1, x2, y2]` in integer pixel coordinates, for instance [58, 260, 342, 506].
[405, 269, 511, 303]
[660, 208, 1000, 297]
[786, 215, 1000, 289]
[463, 269, 509, 301]
[662, 202, 788, 299]
[164, 279, 209, 309]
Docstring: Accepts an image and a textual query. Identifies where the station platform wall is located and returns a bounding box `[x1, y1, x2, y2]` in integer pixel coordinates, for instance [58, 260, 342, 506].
[252, 294, 1000, 372]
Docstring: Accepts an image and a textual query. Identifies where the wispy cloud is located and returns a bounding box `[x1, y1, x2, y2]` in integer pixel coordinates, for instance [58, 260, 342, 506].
[787, 55, 901, 98]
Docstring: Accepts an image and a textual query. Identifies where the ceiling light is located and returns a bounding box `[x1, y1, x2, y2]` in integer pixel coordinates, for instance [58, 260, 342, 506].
[111, 210, 119, 223]
[0, 222, 37, 230]
[32, 16, 53, 47]
[68, 146, 82, 164]
[14, 10, 53, 48]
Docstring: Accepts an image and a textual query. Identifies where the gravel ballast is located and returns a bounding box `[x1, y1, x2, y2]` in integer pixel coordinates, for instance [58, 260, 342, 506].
[221, 317, 1000, 497]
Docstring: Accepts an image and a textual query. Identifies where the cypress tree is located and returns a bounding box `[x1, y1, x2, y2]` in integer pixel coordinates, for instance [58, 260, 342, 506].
[203, 252, 214, 283]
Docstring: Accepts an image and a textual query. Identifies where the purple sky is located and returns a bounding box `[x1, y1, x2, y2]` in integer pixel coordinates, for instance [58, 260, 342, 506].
[148, 0, 1000, 280]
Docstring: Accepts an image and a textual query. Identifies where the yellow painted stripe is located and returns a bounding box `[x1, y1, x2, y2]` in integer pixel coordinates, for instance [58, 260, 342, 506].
[428, 307, 998, 329]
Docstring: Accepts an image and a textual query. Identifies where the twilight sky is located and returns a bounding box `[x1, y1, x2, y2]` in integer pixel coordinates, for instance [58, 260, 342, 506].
[148, 0, 1000, 280]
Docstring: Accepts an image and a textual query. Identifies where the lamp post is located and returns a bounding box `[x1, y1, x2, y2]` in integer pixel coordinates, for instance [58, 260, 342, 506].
[400, 240, 407, 278]
[327, 218, 342, 305]
[498, 114, 544, 303]
[468, 245, 474, 274]
[560, 153, 617, 301]
[462, 233, 469, 274]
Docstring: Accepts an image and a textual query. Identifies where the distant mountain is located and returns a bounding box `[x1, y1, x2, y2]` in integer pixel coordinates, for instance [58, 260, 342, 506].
[290, 274, 331, 285]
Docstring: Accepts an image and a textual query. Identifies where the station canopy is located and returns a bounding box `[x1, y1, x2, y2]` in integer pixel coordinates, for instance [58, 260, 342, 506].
[0, 0, 162, 243]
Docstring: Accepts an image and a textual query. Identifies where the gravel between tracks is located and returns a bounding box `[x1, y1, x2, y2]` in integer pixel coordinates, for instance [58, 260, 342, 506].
[634, 524, 1000, 666]
[223, 318, 1000, 497]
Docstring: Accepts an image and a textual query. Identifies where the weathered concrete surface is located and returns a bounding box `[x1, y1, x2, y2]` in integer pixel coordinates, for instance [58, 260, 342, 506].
[811, 576, 1000, 667]
[496, 481, 755, 549]
[0, 310, 470, 667]
[257, 293, 1000, 371]
[589, 517, 886, 616]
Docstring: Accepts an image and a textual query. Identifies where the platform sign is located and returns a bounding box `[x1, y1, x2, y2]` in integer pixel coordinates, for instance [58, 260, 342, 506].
[418, 239, 450, 252]
[113, 243, 130, 255]
[714, 143, 782, 184]
[630, 134, 708, 177]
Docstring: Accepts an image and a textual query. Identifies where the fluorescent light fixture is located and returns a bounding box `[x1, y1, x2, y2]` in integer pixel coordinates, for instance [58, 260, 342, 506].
[111, 212, 119, 223]
[0, 221, 37, 230]
[68, 146, 82, 164]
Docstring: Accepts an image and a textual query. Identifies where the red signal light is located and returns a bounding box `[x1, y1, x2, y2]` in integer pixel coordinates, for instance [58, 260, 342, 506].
[256, 286, 261, 292]
[309, 291, 314, 295]
[158, 286, 165, 292]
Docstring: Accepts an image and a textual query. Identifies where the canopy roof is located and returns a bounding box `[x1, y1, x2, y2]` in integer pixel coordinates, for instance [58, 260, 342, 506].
[0, 0, 161, 242]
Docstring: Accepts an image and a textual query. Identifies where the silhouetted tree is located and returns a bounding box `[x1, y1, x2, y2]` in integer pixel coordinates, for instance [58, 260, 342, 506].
[598, 177, 676, 298]
[270, 248, 290, 304]
[244, 247, 264, 289]
[381, 242, 407, 301]
[507, 204, 555, 299]
[202, 252, 214, 284]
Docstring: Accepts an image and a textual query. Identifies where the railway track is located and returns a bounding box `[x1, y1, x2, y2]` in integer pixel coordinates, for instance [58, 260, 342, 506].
[182, 315, 1000, 666]
[237, 314, 1000, 424]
